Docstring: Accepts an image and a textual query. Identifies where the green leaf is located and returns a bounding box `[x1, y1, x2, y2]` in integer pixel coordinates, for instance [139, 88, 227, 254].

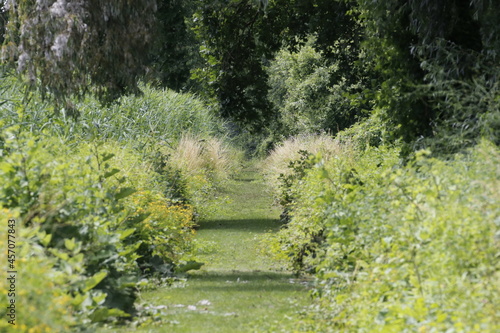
[119, 241, 142, 257]
[71, 293, 86, 307]
[104, 168, 120, 178]
[118, 228, 136, 240]
[101, 153, 115, 162]
[68, 253, 84, 266]
[64, 238, 77, 251]
[115, 187, 136, 200]
[175, 260, 205, 273]
[38, 231, 52, 247]
[89, 308, 130, 322]
[0, 162, 14, 173]
[83, 270, 108, 293]
[127, 213, 150, 224]
[48, 248, 69, 261]
[92, 292, 107, 305]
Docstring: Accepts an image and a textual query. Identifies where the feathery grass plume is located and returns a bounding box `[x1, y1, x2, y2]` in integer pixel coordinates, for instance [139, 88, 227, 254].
[168, 133, 242, 183]
[262, 133, 351, 195]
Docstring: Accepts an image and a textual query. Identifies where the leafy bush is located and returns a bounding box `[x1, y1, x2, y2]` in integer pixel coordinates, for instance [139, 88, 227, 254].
[125, 190, 196, 277]
[417, 49, 500, 154]
[0, 129, 202, 328]
[0, 74, 237, 328]
[266, 36, 363, 137]
[264, 140, 363, 272]
[335, 108, 388, 149]
[269, 140, 499, 331]
[0, 208, 77, 332]
[0, 131, 142, 321]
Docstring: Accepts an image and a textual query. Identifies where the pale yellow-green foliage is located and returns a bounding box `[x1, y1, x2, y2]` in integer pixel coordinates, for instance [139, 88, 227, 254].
[77, 140, 158, 190]
[263, 133, 351, 193]
[168, 133, 242, 182]
[0, 209, 76, 332]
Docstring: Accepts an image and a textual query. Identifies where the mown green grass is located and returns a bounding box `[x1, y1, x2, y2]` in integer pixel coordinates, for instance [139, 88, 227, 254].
[101, 163, 312, 332]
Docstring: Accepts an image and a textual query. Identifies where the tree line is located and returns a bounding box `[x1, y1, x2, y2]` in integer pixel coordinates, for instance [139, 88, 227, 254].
[2, 0, 499, 152]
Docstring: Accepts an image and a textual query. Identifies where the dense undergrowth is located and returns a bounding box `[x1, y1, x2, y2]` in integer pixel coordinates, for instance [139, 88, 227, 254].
[0, 75, 241, 331]
[1, 2, 499, 331]
[264, 131, 499, 332]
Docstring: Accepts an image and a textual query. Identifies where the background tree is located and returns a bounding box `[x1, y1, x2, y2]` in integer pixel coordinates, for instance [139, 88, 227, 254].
[354, 0, 500, 149]
[148, 0, 202, 91]
[190, 0, 274, 131]
[267, 35, 367, 137]
[1, 0, 157, 104]
[190, 0, 366, 134]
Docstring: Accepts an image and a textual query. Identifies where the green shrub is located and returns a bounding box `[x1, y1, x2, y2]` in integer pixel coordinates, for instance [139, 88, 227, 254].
[269, 141, 499, 331]
[0, 75, 236, 328]
[125, 189, 196, 276]
[419, 55, 500, 154]
[0, 131, 142, 322]
[266, 36, 363, 137]
[0, 208, 77, 332]
[335, 108, 389, 149]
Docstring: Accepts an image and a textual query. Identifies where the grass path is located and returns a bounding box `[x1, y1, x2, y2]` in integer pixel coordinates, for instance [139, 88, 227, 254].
[125, 164, 312, 332]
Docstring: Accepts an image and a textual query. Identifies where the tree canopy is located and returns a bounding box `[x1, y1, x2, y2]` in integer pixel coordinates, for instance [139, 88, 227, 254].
[1, 0, 499, 148]
[1, 0, 157, 103]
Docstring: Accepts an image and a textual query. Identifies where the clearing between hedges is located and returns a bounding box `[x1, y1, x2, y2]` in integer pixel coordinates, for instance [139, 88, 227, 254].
[110, 163, 312, 332]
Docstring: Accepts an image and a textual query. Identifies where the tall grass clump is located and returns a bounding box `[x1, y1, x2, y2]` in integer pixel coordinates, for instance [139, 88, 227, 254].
[77, 83, 225, 147]
[262, 133, 346, 199]
[167, 133, 241, 181]
[161, 133, 243, 219]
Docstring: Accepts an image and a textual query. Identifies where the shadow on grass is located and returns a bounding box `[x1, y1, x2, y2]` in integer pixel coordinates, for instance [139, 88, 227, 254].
[188, 271, 311, 293]
[199, 219, 283, 232]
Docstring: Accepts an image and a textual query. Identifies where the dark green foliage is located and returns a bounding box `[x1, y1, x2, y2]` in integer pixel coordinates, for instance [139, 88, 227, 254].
[0, 7, 7, 45]
[148, 0, 202, 91]
[191, 0, 274, 130]
[190, 0, 365, 133]
[354, 0, 500, 150]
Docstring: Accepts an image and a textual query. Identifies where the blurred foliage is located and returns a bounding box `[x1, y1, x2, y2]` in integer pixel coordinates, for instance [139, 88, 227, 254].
[0, 132, 141, 325]
[0, 208, 77, 332]
[1, 0, 157, 103]
[190, 0, 363, 132]
[1, 1, 499, 330]
[147, 0, 202, 91]
[353, 0, 500, 151]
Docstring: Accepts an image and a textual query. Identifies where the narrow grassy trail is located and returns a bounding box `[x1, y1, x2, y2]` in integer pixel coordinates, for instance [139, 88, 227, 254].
[127, 164, 312, 332]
